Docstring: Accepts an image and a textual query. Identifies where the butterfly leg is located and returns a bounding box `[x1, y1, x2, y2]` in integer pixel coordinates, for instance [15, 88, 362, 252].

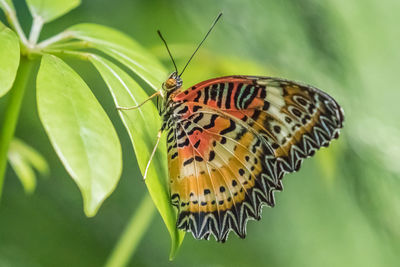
[116, 91, 161, 110]
[143, 129, 163, 181]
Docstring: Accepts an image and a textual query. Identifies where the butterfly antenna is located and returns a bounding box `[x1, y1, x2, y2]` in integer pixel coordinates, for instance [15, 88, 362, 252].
[157, 30, 178, 74]
[179, 12, 223, 77]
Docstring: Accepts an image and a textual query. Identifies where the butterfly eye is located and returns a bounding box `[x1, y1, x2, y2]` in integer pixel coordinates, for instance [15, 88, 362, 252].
[165, 78, 177, 90]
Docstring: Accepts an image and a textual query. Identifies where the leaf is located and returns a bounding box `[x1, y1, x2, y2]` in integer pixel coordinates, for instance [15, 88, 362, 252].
[10, 138, 49, 175]
[8, 152, 35, 194]
[0, 21, 20, 97]
[67, 23, 166, 90]
[25, 0, 80, 23]
[36, 54, 122, 217]
[89, 54, 184, 259]
[7, 138, 49, 194]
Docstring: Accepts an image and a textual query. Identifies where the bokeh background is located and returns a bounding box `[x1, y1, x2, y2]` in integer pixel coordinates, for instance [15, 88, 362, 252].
[1, 0, 400, 266]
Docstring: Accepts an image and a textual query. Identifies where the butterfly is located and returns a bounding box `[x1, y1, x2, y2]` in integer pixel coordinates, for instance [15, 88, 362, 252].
[118, 13, 344, 242]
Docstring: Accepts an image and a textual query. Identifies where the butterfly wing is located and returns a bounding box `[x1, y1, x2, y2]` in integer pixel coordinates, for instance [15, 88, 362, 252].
[166, 75, 344, 241]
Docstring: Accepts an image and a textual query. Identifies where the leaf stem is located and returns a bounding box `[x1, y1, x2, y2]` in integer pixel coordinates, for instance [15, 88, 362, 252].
[0, 0, 28, 46]
[48, 40, 91, 50]
[42, 48, 91, 61]
[36, 31, 72, 49]
[104, 193, 156, 267]
[28, 15, 44, 47]
[0, 56, 35, 200]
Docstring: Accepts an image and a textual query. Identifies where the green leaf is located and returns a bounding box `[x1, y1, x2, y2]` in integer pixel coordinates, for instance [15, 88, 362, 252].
[67, 23, 167, 90]
[89, 54, 184, 259]
[25, 0, 80, 23]
[10, 138, 49, 175]
[7, 138, 49, 194]
[36, 54, 122, 217]
[8, 152, 35, 194]
[0, 21, 20, 97]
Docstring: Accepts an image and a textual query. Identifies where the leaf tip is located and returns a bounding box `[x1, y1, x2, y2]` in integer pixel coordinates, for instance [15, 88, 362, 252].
[83, 200, 100, 218]
[168, 229, 185, 261]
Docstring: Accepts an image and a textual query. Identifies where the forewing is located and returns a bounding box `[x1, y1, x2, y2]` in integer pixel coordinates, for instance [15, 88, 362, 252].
[175, 75, 344, 173]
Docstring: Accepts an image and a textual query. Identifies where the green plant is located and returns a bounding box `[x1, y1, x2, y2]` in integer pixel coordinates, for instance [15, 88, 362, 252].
[0, 0, 184, 264]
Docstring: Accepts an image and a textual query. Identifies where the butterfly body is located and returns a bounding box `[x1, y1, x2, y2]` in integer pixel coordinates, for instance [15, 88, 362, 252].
[159, 73, 344, 241]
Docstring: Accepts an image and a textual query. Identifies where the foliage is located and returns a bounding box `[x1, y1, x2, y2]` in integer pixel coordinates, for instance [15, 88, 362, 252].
[0, 0, 183, 261]
[0, 20, 19, 97]
[36, 54, 122, 216]
[7, 138, 48, 194]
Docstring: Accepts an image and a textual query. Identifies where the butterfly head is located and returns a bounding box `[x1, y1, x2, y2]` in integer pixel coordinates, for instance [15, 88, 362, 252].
[163, 72, 183, 94]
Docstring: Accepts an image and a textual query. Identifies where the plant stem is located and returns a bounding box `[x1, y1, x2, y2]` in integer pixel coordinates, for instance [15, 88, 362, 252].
[48, 40, 90, 50]
[0, 56, 35, 200]
[28, 15, 44, 46]
[0, 0, 28, 46]
[104, 193, 156, 267]
[36, 31, 72, 49]
[42, 49, 92, 61]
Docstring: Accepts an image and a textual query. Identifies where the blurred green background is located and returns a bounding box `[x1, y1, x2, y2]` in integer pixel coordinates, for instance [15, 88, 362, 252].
[1, 0, 400, 266]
